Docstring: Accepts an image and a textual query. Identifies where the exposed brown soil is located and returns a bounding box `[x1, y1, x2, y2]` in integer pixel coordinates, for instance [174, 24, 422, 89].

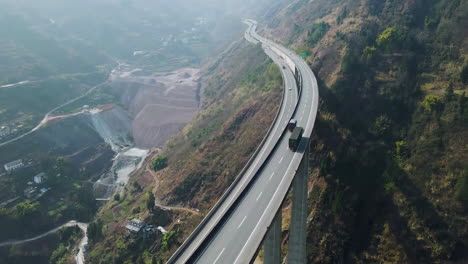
[110, 66, 200, 149]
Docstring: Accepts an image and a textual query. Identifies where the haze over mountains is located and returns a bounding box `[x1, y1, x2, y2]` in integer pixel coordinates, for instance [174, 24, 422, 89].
[0, 0, 289, 263]
[0, 0, 467, 263]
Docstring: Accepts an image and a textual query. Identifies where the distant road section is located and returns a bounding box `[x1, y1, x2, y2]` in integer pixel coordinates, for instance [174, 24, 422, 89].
[0, 220, 87, 248]
[168, 19, 319, 264]
[0, 80, 30, 89]
[0, 79, 109, 149]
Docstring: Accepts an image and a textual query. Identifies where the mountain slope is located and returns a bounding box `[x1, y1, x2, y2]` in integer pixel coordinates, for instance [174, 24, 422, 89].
[258, 0, 467, 263]
[86, 40, 283, 263]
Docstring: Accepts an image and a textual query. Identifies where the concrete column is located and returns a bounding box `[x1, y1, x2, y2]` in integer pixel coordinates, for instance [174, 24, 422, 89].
[288, 146, 309, 264]
[264, 210, 282, 264]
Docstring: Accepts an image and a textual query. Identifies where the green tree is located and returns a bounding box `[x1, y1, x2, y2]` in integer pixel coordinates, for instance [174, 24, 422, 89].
[377, 27, 396, 48]
[307, 22, 329, 46]
[14, 200, 40, 219]
[133, 181, 142, 192]
[424, 16, 437, 30]
[395, 141, 408, 163]
[373, 114, 392, 137]
[455, 167, 468, 207]
[341, 51, 358, 74]
[336, 7, 348, 25]
[461, 63, 468, 84]
[151, 155, 168, 171]
[54, 156, 66, 172]
[49, 243, 67, 263]
[362, 46, 377, 63]
[88, 221, 103, 244]
[376, 27, 407, 52]
[160, 231, 177, 252]
[146, 192, 155, 211]
[422, 95, 442, 112]
[143, 250, 154, 264]
[444, 83, 454, 102]
[457, 92, 467, 121]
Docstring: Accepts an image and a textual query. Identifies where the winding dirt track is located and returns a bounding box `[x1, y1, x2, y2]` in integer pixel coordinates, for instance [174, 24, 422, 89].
[145, 160, 201, 216]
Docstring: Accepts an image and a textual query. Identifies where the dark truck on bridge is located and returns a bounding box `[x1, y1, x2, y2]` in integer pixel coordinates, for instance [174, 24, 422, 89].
[288, 119, 297, 131]
[289, 127, 303, 152]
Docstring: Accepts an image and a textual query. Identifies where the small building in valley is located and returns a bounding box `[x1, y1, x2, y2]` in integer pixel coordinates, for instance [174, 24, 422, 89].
[33, 172, 47, 184]
[4, 159, 24, 172]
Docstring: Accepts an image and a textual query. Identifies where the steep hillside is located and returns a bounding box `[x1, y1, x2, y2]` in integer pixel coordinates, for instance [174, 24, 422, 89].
[86, 40, 283, 263]
[0, 105, 141, 244]
[258, 0, 468, 263]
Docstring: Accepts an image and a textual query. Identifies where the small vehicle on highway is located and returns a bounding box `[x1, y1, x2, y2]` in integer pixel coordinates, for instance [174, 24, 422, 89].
[282, 65, 286, 69]
[289, 126, 303, 152]
[288, 119, 297, 131]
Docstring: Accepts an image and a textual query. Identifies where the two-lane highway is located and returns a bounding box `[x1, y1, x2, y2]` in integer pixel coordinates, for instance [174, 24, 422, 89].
[168, 19, 318, 264]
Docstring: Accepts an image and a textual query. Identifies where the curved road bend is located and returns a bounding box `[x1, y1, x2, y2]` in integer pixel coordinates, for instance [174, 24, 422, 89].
[189, 20, 318, 264]
[169, 19, 318, 264]
[168, 23, 299, 264]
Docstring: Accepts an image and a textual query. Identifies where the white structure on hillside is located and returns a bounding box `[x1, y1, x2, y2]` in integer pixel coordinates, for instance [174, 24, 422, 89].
[0, 126, 10, 138]
[125, 218, 145, 234]
[4, 159, 24, 172]
[34, 172, 47, 184]
[157, 226, 168, 234]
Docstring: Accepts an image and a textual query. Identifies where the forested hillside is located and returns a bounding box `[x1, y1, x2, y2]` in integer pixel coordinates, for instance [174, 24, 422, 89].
[261, 0, 467, 262]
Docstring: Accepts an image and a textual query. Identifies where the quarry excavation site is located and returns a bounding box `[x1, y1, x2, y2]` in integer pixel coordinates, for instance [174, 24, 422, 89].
[110, 64, 200, 149]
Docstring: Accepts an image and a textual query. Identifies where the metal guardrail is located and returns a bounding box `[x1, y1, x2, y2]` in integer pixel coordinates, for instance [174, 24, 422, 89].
[167, 37, 295, 263]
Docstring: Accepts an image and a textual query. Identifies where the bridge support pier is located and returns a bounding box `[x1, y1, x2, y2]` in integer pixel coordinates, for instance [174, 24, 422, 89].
[264, 210, 282, 264]
[288, 146, 309, 264]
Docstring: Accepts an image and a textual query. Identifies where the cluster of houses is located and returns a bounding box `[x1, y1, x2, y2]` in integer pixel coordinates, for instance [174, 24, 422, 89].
[1, 158, 52, 200]
[23, 172, 50, 199]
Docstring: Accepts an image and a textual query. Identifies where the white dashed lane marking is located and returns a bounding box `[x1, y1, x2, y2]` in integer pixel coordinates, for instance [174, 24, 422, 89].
[213, 248, 225, 264]
[238, 216, 247, 229]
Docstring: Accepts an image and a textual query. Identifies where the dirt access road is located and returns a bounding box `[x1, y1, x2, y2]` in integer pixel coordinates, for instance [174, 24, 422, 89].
[144, 151, 201, 216]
